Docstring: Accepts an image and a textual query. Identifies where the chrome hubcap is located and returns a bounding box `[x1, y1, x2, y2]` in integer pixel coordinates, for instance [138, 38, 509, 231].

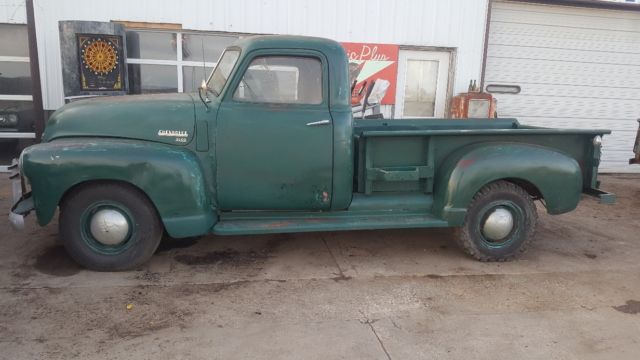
[89, 209, 130, 245]
[482, 208, 514, 241]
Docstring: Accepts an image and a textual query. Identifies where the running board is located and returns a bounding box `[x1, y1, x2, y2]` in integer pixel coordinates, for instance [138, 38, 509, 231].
[213, 213, 448, 235]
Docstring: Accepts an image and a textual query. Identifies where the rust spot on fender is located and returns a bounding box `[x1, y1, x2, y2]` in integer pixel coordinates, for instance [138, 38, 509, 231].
[266, 221, 294, 229]
[458, 159, 475, 168]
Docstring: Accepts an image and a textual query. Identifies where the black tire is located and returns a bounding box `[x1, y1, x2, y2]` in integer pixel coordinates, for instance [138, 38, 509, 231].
[59, 182, 163, 271]
[455, 180, 538, 261]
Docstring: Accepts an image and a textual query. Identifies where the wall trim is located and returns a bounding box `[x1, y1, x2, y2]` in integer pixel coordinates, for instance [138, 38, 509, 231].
[111, 20, 182, 30]
[507, 0, 640, 11]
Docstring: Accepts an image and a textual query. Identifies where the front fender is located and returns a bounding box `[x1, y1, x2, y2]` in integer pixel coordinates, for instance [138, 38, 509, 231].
[21, 138, 215, 238]
[433, 143, 582, 225]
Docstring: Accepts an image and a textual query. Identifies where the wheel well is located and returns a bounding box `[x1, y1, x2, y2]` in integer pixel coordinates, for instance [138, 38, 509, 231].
[59, 180, 160, 213]
[502, 178, 543, 200]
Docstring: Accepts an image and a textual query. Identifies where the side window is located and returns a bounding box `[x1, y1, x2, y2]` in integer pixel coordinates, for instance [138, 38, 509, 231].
[233, 56, 323, 105]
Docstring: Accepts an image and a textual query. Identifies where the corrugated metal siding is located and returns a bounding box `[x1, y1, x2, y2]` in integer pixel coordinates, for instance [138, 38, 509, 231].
[485, 0, 640, 173]
[0, 0, 26, 23]
[21, 0, 488, 110]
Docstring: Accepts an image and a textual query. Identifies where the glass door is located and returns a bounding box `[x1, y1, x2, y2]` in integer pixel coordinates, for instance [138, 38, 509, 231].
[394, 50, 451, 118]
[0, 24, 35, 172]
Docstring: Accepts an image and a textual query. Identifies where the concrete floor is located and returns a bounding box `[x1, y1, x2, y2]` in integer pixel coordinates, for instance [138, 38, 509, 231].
[0, 175, 639, 360]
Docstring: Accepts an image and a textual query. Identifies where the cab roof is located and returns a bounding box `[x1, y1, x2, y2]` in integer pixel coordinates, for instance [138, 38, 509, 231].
[232, 35, 346, 57]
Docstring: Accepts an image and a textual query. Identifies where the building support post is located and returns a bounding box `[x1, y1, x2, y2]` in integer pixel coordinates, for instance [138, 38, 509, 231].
[479, 0, 494, 92]
[25, 0, 45, 141]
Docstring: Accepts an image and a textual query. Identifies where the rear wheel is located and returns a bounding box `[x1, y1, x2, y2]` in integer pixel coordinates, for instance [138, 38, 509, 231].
[455, 181, 537, 261]
[59, 183, 163, 271]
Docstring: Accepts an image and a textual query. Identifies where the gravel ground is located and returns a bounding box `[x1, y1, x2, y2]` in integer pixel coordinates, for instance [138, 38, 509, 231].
[0, 174, 639, 359]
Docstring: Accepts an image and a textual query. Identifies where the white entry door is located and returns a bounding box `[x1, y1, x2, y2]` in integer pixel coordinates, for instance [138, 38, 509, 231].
[394, 50, 451, 118]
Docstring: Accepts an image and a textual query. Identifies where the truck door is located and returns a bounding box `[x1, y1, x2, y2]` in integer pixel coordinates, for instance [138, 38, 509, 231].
[216, 51, 333, 210]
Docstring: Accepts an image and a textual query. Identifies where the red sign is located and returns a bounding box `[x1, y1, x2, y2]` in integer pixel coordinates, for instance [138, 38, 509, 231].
[341, 42, 399, 105]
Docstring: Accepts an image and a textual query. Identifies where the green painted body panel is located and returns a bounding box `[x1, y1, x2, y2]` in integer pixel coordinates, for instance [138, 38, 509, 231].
[214, 213, 448, 235]
[215, 48, 334, 210]
[353, 118, 605, 225]
[216, 101, 334, 210]
[15, 35, 613, 239]
[432, 143, 582, 224]
[330, 110, 355, 210]
[43, 93, 196, 146]
[214, 192, 446, 235]
[21, 139, 214, 238]
[210, 38, 353, 211]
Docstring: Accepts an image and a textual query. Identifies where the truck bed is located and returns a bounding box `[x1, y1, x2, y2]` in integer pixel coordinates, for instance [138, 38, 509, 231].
[353, 118, 610, 197]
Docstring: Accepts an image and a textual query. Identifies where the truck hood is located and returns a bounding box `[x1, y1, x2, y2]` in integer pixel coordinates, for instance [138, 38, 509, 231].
[43, 93, 196, 146]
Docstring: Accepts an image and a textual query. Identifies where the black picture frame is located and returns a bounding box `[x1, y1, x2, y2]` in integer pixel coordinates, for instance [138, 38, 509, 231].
[77, 33, 125, 91]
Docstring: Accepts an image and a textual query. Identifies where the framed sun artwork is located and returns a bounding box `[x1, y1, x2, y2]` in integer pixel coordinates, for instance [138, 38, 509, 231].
[77, 34, 125, 91]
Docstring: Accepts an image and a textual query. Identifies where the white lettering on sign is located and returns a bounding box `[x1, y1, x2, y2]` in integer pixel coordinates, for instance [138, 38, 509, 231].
[346, 45, 390, 61]
[157, 130, 189, 138]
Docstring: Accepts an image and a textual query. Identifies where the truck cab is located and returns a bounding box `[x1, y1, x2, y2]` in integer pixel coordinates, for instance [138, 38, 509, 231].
[10, 35, 614, 271]
[204, 37, 353, 211]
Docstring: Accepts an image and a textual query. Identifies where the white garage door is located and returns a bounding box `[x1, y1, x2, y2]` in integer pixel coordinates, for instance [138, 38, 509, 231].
[485, 0, 640, 173]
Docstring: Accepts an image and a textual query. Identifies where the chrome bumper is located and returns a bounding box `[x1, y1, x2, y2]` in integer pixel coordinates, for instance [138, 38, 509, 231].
[9, 209, 25, 230]
[8, 159, 33, 231]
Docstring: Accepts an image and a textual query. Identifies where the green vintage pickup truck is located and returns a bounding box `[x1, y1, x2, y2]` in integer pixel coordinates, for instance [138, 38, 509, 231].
[10, 35, 614, 270]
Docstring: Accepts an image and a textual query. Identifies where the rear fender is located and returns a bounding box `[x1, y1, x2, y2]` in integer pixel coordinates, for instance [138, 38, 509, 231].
[21, 139, 215, 238]
[433, 143, 582, 225]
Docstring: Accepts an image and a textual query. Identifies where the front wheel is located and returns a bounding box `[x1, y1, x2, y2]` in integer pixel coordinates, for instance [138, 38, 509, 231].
[455, 181, 538, 261]
[59, 183, 163, 271]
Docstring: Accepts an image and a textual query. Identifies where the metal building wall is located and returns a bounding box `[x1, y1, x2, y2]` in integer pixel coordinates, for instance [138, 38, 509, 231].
[13, 0, 489, 110]
[485, 0, 640, 173]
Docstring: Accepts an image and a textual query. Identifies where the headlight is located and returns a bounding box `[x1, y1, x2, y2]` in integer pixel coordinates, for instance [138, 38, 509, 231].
[593, 135, 602, 147]
[0, 113, 18, 127]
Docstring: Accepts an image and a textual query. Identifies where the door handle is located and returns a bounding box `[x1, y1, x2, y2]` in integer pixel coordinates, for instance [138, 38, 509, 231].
[306, 120, 331, 126]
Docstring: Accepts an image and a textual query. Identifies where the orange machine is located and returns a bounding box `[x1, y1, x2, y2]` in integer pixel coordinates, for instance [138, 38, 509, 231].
[450, 91, 498, 119]
[450, 81, 498, 119]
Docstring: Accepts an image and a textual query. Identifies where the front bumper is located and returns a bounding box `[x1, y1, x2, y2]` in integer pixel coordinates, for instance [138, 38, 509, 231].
[8, 160, 33, 231]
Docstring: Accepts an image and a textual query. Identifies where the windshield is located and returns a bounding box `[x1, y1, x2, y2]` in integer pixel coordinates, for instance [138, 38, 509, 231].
[207, 49, 240, 96]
